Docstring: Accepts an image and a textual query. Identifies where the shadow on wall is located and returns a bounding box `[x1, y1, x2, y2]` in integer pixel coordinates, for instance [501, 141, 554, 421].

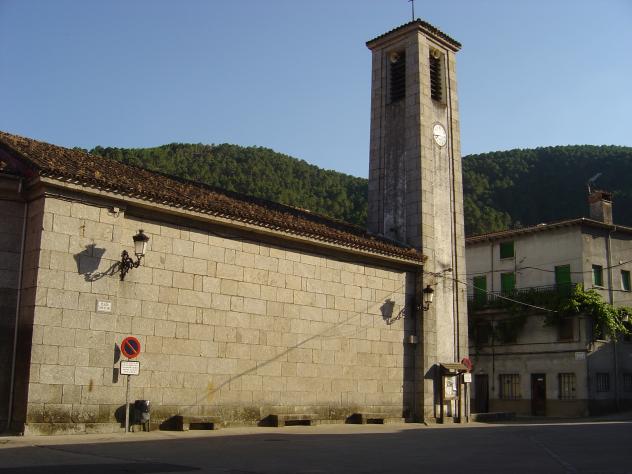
[381, 299, 407, 326]
[175, 285, 413, 418]
[74, 244, 119, 281]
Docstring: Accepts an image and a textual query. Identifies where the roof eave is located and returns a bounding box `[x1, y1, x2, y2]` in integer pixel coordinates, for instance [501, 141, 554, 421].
[36, 176, 426, 267]
[466, 218, 632, 245]
[366, 19, 461, 52]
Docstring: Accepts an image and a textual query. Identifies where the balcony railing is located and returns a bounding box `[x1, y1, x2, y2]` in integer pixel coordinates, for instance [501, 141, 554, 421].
[468, 283, 576, 311]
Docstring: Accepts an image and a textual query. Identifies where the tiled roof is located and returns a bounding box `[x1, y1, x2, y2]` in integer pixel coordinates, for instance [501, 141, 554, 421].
[466, 218, 632, 244]
[366, 19, 461, 50]
[0, 131, 425, 263]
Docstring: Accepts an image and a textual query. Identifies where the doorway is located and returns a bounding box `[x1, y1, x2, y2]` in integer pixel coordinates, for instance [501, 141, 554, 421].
[531, 373, 546, 416]
[474, 374, 489, 413]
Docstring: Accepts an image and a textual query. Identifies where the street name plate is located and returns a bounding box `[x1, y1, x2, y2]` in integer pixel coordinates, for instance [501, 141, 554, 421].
[120, 360, 140, 376]
[96, 300, 113, 313]
[575, 352, 586, 360]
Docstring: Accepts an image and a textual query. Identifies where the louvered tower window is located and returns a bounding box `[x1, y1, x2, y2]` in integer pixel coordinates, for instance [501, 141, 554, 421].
[389, 50, 406, 103]
[429, 51, 443, 102]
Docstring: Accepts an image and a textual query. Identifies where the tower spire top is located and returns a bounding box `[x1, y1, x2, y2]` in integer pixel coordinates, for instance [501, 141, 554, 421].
[409, 0, 415, 21]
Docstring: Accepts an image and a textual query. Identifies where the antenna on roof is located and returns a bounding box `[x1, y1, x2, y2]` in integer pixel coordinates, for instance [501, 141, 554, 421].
[409, 0, 415, 21]
[587, 172, 602, 194]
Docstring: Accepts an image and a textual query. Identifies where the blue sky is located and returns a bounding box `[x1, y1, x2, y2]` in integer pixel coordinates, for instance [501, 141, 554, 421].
[1, 0, 631, 177]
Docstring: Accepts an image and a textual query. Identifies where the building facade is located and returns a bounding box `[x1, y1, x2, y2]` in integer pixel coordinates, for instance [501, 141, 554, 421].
[0, 19, 468, 435]
[466, 192, 632, 416]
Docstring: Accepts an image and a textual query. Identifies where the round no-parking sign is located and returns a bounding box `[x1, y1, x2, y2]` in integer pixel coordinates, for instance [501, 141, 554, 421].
[121, 336, 141, 359]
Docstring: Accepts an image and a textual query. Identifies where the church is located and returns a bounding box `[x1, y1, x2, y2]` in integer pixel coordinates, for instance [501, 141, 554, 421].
[0, 19, 468, 435]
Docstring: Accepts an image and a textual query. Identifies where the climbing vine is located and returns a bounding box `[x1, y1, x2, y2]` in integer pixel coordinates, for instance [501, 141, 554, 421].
[544, 284, 632, 339]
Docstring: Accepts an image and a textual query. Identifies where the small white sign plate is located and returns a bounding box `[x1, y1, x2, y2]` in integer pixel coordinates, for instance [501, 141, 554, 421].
[96, 300, 113, 313]
[575, 351, 586, 360]
[120, 360, 140, 376]
[463, 373, 472, 383]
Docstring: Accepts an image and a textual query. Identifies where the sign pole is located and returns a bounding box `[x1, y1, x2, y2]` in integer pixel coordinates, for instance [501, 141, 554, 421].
[120, 336, 142, 434]
[125, 372, 131, 433]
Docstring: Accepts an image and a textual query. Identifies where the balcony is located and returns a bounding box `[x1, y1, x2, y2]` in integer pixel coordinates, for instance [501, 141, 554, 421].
[468, 283, 576, 312]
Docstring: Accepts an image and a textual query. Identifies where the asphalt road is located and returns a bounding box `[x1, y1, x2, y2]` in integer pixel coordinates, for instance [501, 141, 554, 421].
[1, 420, 631, 473]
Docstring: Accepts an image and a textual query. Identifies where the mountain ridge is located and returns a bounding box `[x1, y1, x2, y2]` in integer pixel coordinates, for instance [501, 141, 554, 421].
[89, 143, 632, 236]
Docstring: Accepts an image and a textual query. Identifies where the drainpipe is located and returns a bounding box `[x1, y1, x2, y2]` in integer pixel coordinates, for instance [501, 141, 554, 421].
[445, 48, 459, 363]
[606, 228, 620, 411]
[7, 179, 27, 431]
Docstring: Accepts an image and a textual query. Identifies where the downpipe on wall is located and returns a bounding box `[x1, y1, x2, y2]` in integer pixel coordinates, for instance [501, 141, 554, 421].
[7, 178, 27, 431]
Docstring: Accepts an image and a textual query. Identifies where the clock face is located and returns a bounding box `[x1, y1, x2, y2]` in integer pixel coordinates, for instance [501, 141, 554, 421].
[433, 123, 447, 147]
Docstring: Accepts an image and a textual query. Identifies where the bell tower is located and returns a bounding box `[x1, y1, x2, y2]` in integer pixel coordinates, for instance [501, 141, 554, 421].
[366, 20, 468, 422]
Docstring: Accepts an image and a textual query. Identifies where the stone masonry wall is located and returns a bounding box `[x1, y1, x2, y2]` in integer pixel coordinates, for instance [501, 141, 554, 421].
[0, 197, 25, 429]
[20, 195, 415, 434]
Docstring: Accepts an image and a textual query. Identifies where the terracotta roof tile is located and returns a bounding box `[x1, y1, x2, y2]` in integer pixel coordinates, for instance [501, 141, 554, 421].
[466, 218, 632, 244]
[0, 131, 425, 263]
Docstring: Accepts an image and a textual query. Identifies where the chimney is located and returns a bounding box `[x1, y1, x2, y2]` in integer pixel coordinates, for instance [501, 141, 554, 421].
[588, 190, 613, 224]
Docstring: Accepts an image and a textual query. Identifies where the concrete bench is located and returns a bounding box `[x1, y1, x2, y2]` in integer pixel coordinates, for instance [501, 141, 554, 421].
[172, 415, 221, 431]
[265, 413, 318, 427]
[471, 412, 516, 422]
[348, 413, 405, 424]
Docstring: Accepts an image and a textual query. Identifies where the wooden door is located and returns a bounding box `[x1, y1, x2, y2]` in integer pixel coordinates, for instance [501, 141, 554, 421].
[531, 373, 546, 416]
[474, 374, 489, 413]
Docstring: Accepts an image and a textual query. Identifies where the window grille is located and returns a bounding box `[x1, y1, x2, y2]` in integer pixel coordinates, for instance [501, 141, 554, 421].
[596, 373, 610, 392]
[499, 374, 520, 399]
[559, 373, 576, 399]
[623, 373, 632, 392]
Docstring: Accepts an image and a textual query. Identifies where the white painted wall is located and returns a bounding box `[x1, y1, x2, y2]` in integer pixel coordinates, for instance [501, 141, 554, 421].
[466, 227, 583, 295]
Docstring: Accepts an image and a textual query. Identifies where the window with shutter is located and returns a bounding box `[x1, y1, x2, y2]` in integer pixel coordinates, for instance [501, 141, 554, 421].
[592, 265, 604, 287]
[473, 275, 487, 305]
[429, 52, 443, 102]
[389, 50, 406, 103]
[499, 241, 514, 259]
[501, 272, 515, 295]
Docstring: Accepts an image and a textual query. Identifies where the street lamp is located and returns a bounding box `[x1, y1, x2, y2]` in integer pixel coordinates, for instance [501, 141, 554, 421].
[120, 229, 150, 281]
[422, 285, 434, 311]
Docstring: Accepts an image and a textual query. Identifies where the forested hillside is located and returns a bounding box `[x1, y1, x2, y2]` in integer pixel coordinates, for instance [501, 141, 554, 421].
[91, 144, 632, 237]
[462, 145, 632, 235]
[91, 144, 368, 226]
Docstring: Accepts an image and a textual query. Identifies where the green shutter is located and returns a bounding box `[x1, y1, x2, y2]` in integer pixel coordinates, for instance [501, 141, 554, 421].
[499, 241, 515, 259]
[555, 265, 572, 294]
[473, 275, 487, 304]
[501, 272, 515, 295]
[592, 265, 603, 287]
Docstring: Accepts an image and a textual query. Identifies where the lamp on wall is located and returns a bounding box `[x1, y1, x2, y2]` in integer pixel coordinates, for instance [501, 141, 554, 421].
[120, 229, 150, 281]
[422, 285, 435, 311]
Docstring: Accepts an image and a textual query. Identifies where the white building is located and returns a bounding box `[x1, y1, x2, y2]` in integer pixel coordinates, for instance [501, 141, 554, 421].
[466, 191, 632, 416]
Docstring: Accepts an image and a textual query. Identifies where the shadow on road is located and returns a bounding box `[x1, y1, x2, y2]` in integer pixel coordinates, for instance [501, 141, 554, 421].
[1, 422, 631, 473]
